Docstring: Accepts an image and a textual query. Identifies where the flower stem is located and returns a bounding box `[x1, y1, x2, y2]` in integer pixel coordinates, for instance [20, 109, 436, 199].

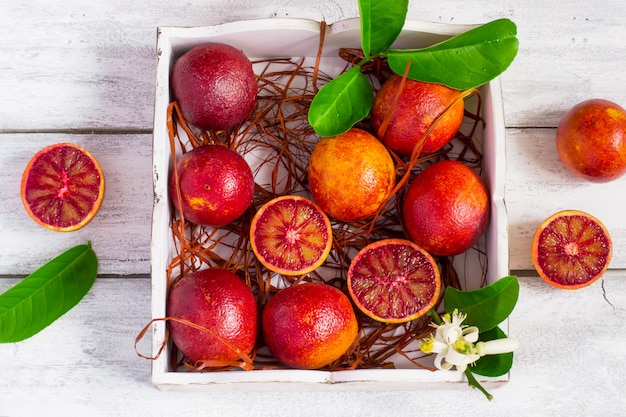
[427, 308, 442, 325]
[464, 369, 493, 401]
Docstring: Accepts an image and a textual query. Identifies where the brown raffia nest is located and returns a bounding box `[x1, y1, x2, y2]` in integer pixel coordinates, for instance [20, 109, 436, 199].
[162, 23, 487, 372]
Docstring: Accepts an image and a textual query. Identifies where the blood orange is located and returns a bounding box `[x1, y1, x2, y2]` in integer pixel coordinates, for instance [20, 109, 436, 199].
[172, 42, 258, 131]
[20, 143, 105, 232]
[167, 268, 258, 364]
[402, 160, 489, 257]
[308, 128, 396, 222]
[262, 282, 358, 369]
[347, 239, 441, 323]
[556, 99, 626, 183]
[250, 195, 333, 276]
[371, 75, 465, 156]
[169, 144, 254, 227]
[532, 210, 612, 290]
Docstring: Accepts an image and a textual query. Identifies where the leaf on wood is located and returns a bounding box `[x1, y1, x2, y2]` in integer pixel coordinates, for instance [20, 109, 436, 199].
[0, 243, 98, 343]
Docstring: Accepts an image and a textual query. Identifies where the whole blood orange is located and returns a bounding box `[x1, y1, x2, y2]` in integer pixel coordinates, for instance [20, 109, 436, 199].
[402, 160, 489, 256]
[262, 283, 358, 369]
[308, 128, 396, 222]
[370, 75, 464, 156]
[556, 99, 626, 183]
[20, 143, 105, 232]
[172, 42, 257, 131]
[167, 268, 258, 364]
[532, 210, 612, 290]
[250, 195, 332, 276]
[169, 144, 254, 227]
[347, 239, 440, 323]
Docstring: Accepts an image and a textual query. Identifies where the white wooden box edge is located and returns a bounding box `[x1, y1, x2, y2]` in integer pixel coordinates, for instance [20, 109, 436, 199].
[150, 17, 510, 391]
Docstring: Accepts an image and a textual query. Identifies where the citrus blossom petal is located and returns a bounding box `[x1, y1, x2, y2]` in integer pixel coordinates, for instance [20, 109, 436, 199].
[476, 338, 520, 356]
[462, 326, 480, 343]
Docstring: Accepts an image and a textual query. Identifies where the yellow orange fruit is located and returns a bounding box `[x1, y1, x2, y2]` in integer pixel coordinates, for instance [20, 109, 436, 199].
[371, 75, 464, 156]
[532, 210, 612, 290]
[20, 143, 105, 232]
[402, 160, 489, 256]
[556, 98, 626, 183]
[308, 128, 396, 222]
[262, 282, 358, 369]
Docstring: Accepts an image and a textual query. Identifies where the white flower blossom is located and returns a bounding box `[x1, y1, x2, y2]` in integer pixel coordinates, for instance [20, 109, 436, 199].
[419, 309, 519, 372]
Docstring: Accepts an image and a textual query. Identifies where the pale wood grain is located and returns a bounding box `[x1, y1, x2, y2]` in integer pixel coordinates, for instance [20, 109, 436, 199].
[0, 0, 358, 132]
[0, 133, 152, 276]
[506, 128, 626, 270]
[1, 276, 624, 416]
[1, 0, 624, 130]
[2, 0, 626, 414]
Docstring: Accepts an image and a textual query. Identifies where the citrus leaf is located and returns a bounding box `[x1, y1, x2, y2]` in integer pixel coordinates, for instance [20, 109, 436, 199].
[359, 0, 408, 58]
[471, 326, 514, 377]
[0, 243, 98, 343]
[386, 18, 519, 89]
[443, 275, 519, 332]
[308, 66, 373, 137]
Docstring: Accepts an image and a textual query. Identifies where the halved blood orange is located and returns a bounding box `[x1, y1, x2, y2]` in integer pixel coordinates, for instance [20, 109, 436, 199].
[250, 195, 333, 276]
[532, 210, 612, 290]
[20, 143, 105, 232]
[347, 238, 441, 323]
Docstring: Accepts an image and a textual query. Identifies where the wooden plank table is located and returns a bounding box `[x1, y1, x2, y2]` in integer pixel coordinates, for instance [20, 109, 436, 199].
[1, 0, 625, 415]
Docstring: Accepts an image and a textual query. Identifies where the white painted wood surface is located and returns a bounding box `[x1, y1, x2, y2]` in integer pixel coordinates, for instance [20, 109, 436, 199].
[1, 0, 625, 415]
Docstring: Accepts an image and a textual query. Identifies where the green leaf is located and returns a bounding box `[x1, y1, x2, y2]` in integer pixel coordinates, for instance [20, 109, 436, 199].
[444, 275, 519, 332]
[308, 66, 374, 137]
[359, 0, 409, 58]
[471, 326, 514, 377]
[386, 18, 519, 89]
[0, 243, 98, 343]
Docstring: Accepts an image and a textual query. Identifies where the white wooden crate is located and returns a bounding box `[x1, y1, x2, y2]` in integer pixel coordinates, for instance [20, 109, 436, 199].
[150, 17, 509, 390]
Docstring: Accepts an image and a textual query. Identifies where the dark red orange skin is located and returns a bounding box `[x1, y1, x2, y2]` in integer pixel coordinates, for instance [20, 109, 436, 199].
[172, 42, 257, 131]
[402, 160, 489, 257]
[371, 75, 464, 156]
[261, 283, 358, 370]
[556, 99, 626, 183]
[169, 145, 254, 227]
[167, 268, 258, 364]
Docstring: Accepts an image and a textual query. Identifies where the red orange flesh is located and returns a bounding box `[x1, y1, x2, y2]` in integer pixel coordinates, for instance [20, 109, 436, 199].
[250, 195, 332, 276]
[532, 210, 612, 290]
[20, 142, 105, 232]
[347, 238, 441, 323]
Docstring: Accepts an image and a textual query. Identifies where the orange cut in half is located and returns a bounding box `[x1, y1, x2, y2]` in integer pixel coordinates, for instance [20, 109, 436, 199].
[532, 210, 612, 290]
[250, 195, 333, 276]
[21, 143, 105, 232]
[347, 238, 441, 323]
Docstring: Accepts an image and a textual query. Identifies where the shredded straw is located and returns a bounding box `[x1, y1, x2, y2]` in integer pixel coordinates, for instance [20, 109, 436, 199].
[147, 24, 488, 372]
